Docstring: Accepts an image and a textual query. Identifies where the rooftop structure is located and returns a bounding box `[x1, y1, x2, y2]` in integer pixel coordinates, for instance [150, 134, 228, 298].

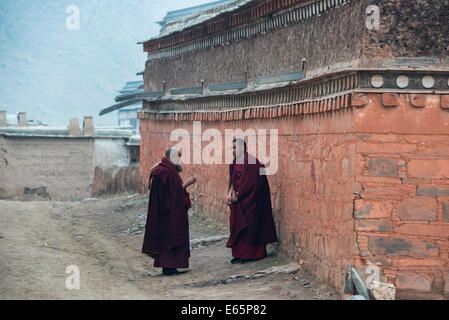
[156, 0, 232, 33]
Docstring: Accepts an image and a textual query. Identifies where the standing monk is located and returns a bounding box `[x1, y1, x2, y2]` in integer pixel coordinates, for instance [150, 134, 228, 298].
[142, 148, 196, 276]
[226, 138, 278, 264]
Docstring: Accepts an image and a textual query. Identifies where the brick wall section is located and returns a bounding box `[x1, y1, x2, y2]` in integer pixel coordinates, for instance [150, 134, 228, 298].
[140, 108, 359, 290]
[139, 0, 449, 299]
[353, 93, 449, 299]
[140, 93, 449, 298]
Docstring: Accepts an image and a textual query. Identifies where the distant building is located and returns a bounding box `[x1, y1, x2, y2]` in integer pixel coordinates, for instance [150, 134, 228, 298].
[98, 1, 234, 126]
[116, 81, 144, 135]
[0, 112, 135, 200]
[118, 106, 139, 135]
[99, 80, 143, 135]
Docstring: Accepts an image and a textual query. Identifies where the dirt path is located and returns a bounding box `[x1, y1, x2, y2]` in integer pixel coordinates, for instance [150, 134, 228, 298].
[0, 195, 338, 300]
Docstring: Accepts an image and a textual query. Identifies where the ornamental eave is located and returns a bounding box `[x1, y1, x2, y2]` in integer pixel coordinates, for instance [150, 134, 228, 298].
[141, 0, 350, 54]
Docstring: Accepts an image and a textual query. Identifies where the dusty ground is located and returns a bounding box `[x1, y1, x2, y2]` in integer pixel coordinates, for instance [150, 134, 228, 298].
[0, 194, 339, 300]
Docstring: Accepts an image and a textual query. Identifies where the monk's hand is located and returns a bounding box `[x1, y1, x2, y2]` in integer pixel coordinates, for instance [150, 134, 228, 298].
[183, 177, 197, 189]
[231, 191, 239, 203]
[226, 192, 233, 206]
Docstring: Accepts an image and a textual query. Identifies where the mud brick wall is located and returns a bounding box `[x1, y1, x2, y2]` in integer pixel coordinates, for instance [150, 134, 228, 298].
[0, 136, 95, 200]
[0, 136, 133, 200]
[145, 0, 449, 93]
[91, 164, 143, 197]
[353, 93, 449, 299]
[144, 0, 365, 92]
[362, 0, 449, 59]
[140, 108, 360, 290]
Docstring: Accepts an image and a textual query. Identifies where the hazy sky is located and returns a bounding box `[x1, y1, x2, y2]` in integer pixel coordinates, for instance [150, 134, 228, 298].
[0, 0, 215, 126]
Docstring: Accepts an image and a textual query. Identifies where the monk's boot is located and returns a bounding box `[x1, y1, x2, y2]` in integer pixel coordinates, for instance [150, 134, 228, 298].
[239, 259, 249, 264]
[162, 268, 179, 276]
[162, 268, 189, 276]
[230, 258, 241, 264]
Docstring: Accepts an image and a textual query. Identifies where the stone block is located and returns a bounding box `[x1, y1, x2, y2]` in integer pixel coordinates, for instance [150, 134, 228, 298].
[381, 93, 399, 107]
[394, 223, 449, 238]
[443, 201, 449, 222]
[395, 273, 434, 292]
[351, 93, 368, 107]
[396, 198, 437, 221]
[408, 160, 449, 179]
[440, 95, 449, 109]
[369, 237, 439, 257]
[416, 186, 449, 197]
[355, 218, 392, 232]
[369, 158, 397, 177]
[354, 200, 393, 219]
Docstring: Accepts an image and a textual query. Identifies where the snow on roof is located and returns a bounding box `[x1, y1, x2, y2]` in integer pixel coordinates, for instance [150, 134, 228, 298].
[140, 0, 256, 43]
[156, 0, 232, 32]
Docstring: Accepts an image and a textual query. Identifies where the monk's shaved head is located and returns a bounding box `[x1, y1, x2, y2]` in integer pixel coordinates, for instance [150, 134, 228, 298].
[165, 148, 178, 160]
[166, 147, 183, 172]
[232, 138, 247, 151]
[232, 138, 246, 160]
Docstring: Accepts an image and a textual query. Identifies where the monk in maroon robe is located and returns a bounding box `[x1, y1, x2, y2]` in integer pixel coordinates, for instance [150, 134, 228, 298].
[142, 148, 196, 276]
[226, 139, 278, 264]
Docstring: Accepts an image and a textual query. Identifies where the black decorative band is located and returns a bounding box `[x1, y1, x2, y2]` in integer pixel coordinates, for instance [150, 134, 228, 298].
[169, 86, 204, 95]
[145, 72, 359, 112]
[359, 71, 449, 91]
[143, 71, 449, 114]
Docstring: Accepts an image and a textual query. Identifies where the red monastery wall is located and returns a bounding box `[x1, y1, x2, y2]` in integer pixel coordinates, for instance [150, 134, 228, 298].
[139, 92, 449, 297]
[352, 93, 449, 299]
[138, 0, 449, 298]
[140, 105, 358, 290]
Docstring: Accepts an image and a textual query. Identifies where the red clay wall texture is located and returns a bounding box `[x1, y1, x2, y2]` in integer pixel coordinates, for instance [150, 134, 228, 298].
[140, 93, 449, 298]
[140, 108, 358, 291]
[139, 0, 449, 299]
[353, 93, 449, 299]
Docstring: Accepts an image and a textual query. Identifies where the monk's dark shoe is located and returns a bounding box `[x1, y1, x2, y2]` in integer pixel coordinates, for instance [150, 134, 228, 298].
[162, 268, 179, 276]
[162, 268, 189, 276]
[230, 258, 241, 264]
[239, 259, 249, 264]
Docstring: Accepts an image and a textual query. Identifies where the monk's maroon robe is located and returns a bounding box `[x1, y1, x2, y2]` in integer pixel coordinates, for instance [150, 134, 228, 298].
[227, 153, 278, 259]
[142, 157, 191, 269]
